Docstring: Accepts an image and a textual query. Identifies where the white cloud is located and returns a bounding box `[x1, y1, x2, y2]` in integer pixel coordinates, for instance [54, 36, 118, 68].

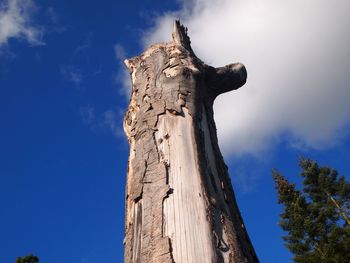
[0, 0, 44, 47]
[144, 0, 350, 156]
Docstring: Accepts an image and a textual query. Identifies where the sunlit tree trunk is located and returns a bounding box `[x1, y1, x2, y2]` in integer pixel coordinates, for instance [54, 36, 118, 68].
[123, 21, 259, 263]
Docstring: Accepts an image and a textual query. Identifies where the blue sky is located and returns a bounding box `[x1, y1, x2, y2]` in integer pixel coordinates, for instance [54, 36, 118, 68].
[0, 0, 349, 262]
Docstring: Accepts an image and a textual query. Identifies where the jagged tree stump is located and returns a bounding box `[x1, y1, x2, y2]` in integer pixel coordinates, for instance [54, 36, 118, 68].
[123, 21, 259, 263]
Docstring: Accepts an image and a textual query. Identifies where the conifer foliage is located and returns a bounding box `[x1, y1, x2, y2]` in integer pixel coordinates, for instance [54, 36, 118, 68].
[273, 158, 350, 262]
[15, 254, 39, 263]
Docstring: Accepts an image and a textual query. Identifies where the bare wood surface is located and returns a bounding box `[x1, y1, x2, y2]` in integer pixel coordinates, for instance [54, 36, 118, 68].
[124, 21, 259, 263]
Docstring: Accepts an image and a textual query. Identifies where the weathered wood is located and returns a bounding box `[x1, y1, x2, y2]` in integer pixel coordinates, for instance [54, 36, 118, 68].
[124, 20, 259, 263]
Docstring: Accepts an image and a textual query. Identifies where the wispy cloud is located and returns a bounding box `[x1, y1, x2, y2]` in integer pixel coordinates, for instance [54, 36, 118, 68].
[230, 156, 269, 194]
[114, 43, 131, 98]
[114, 43, 126, 60]
[145, 0, 350, 157]
[60, 33, 95, 87]
[92, 64, 102, 76]
[45, 7, 59, 24]
[0, 0, 44, 47]
[44, 6, 65, 34]
[60, 64, 82, 87]
[102, 109, 123, 137]
[80, 106, 95, 124]
[80, 106, 124, 138]
[73, 32, 93, 60]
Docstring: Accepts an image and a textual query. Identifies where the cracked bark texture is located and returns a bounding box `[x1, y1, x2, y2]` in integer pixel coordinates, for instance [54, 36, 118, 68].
[123, 21, 259, 263]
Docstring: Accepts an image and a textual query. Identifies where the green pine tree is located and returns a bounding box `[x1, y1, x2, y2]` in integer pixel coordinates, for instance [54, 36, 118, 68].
[16, 254, 39, 263]
[273, 158, 350, 262]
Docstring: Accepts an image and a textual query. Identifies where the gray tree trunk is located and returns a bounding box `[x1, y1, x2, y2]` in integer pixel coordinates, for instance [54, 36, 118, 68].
[123, 21, 259, 263]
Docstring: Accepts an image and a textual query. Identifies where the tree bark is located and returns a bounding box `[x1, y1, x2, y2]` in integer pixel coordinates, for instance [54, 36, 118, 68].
[123, 21, 259, 263]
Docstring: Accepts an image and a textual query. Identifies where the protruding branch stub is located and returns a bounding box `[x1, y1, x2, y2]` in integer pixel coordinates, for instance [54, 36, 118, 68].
[171, 20, 247, 99]
[206, 62, 247, 99]
[172, 20, 194, 53]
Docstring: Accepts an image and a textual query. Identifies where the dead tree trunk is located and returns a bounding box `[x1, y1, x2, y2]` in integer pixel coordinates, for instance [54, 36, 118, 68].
[123, 21, 259, 263]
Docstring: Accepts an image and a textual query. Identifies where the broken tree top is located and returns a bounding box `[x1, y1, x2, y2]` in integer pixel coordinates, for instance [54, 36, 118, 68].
[172, 20, 193, 51]
[123, 21, 258, 263]
[125, 20, 247, 102]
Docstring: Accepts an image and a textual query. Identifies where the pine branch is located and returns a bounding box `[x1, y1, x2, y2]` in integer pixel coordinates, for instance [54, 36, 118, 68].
[327, 193, 350, 226]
